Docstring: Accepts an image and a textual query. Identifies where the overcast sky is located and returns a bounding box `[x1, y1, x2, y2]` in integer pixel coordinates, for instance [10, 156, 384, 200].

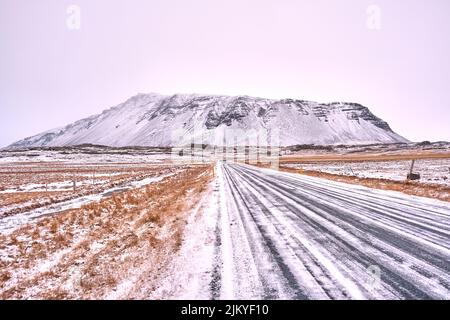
[1, 0, 449, 147]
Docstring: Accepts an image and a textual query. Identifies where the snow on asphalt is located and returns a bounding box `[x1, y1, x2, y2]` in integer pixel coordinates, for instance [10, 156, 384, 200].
[181, 162, 450, 299]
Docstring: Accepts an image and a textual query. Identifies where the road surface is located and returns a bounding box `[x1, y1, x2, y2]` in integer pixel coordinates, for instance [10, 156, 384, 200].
[212, 163, 450, 299]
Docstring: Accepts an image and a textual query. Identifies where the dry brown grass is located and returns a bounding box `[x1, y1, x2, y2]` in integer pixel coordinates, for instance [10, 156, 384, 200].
[277, 165, 450, 202]
[0, 271, 11, 284]
[40, 287, 71, 300]
[0, 163, 171, 189]
[0, 164, 214, 299]
[280, 152, 450, 164]
[0, 163, 184, 218]
[0, 191, 71, 210]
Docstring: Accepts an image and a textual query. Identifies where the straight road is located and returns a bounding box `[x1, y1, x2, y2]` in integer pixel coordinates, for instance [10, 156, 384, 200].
[213, 163, 450, 299]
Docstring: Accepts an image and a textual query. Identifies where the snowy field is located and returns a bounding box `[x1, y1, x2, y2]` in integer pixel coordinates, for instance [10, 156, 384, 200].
[0, 152, 449, 299]
[0, 156, 214, 299]
[0, 161, 185, 230]
[0, 147, 172, 164]
[284, 159, 450, 187]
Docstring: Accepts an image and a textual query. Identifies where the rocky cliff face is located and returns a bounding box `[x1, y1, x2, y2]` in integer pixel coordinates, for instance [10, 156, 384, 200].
[9, 93, 408, 148]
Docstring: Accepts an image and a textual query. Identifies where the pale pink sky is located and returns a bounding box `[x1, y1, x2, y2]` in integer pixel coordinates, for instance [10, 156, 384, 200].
[1, 0, 449, 147]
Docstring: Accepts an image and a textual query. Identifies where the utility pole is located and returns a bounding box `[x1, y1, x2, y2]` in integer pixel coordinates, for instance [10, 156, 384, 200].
[407, 159, 420, 181]
[409, 159, 415, 175]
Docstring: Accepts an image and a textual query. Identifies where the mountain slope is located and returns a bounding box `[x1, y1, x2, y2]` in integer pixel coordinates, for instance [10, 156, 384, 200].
[9, 93, 408, 148]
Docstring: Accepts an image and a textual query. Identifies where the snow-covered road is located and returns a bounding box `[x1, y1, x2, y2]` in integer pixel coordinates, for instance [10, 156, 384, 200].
[213, 162, 450, 299]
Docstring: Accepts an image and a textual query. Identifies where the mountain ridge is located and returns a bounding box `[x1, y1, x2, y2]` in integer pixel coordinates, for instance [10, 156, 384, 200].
[8, 93, 409, 148]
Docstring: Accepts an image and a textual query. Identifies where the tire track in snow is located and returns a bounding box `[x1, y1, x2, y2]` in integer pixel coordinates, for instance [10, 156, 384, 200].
[234, 166, 450, 273]
[229, 166, 438, 298]
[222, 164, 308, 299]
[215, 162, 450, 299]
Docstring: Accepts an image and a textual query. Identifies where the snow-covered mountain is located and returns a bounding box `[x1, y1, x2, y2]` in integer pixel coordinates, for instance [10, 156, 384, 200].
[9, 93, 408, 148]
